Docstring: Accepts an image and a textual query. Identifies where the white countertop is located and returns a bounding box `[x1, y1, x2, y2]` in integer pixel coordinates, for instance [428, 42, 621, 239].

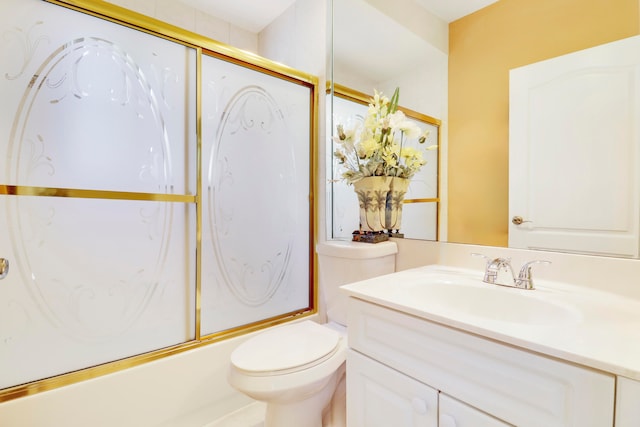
[341, 264, 640, 381]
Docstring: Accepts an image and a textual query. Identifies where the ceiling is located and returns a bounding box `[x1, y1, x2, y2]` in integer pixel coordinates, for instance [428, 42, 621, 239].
[415, 0, 499, 22]
[179, 0, 499, 33]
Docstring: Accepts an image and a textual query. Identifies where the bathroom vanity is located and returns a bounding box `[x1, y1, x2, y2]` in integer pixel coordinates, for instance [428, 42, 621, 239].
[341, 265, 640, 426]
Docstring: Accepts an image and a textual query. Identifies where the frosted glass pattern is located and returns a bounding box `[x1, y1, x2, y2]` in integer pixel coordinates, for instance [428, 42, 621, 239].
[0, 0, 197, 390]
[0, 0, 197, 194]
[200, 54, 312, 334]
[329, 94, 439, 240]
[0, 0, 314, 393]
[0, 195, 196, 389]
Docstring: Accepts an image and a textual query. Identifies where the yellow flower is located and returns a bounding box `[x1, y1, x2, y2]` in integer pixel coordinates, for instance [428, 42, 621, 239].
[382, 143, 400, 166]
[358, 137, 379, 159]
[401, 147, 426, 169]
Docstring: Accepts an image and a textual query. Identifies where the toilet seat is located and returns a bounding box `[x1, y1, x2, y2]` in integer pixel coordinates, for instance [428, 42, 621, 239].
[231, 320, 342, 376]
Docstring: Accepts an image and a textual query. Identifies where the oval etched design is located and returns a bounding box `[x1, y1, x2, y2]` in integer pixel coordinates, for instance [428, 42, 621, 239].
[6, 38, 174, 340]
[208, 86, 297, 306]
[7, 37, 171, 192]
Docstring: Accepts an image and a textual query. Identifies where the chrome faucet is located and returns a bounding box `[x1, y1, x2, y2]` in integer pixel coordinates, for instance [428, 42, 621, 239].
[472, 254, 551, 290]
[515, 260, 552, 289]
[485, 257, 515, 287]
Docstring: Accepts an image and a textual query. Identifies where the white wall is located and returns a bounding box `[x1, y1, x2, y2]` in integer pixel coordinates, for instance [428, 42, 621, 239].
[394, 238, 640, 303]
[259, 0, 328, 78]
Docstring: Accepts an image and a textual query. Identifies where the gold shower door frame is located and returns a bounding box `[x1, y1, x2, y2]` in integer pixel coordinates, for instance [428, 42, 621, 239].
[0, 0, 318, 402]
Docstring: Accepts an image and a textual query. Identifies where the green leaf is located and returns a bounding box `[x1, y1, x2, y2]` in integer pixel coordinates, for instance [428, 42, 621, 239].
[389, 87, 400, 113]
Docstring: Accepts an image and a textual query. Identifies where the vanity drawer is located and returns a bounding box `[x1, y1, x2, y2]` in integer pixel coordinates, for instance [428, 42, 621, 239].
[347, 297, 615, 427]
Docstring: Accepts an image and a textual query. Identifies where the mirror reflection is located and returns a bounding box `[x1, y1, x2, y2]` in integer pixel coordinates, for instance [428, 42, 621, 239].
[330, 0, 447, 242]
[332, 0, 640, 258]
[329, 86, 440, 241]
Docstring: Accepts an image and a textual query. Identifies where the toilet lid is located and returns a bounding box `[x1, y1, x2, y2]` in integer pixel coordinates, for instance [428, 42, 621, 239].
[231, 320, 341, 374]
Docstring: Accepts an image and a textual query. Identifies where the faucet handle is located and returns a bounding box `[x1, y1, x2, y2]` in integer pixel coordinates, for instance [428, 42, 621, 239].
[471, 253, 495, 283]
[517, 260, 551, 289]
[472, 254, 513, 284]
[471, 253, 490, 263]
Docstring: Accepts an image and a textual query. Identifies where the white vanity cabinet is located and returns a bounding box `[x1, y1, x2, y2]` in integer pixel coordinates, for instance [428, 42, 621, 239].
[439, 394, 511, 427]
[348, 349, 510, 427]
[347, 297, 615, 427]
[347, 349, 438, 426]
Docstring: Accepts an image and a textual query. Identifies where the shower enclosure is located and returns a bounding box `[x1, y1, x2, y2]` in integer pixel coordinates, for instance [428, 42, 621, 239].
[0, 0, 316, 400]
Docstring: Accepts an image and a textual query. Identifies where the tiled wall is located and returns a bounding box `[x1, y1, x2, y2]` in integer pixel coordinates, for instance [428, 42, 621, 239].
[107, 0, 259, 53]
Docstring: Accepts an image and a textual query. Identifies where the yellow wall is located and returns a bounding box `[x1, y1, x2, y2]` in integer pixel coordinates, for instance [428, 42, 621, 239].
[448, 0, 639, 246]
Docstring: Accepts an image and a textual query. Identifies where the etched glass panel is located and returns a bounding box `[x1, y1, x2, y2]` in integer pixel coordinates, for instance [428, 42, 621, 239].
[0, 0, 196, 391]
[0, 0, 197, 195]
[200, 54, 312, 334]
[0, 195, 195, 389]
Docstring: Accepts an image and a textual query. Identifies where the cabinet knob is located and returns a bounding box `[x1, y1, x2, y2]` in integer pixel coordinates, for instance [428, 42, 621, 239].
[440, 413, 457, 427]
[411, 397, 428, 414]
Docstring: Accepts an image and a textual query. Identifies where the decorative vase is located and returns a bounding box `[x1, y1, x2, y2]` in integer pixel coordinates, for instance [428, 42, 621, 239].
[385, 177, 410, 236]
[352, 176, 391, 242]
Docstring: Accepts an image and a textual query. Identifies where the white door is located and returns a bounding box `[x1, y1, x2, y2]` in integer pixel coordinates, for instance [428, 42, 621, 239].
[509, 35, 640, 257]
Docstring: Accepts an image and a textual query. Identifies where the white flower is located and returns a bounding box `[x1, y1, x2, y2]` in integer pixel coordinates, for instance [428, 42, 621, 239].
[398, 121, 421, 139]
[333, 87, 437, 184]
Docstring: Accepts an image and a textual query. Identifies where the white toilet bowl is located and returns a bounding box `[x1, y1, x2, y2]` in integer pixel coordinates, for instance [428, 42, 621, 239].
[228, 320, 347, 427]
[228, 241, 397, 426]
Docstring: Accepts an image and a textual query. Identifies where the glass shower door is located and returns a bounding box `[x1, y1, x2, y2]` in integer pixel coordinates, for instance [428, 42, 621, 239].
[0, 0, 197, 390]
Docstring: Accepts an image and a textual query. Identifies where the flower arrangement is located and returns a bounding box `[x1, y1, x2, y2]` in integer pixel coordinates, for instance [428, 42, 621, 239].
[333, 87, 436, 185]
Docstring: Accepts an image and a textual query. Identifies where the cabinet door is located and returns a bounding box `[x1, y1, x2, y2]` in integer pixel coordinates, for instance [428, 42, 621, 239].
[347, 349, 438, 427]
[615, 376, 640, 426]
[440, 394, 512, 427]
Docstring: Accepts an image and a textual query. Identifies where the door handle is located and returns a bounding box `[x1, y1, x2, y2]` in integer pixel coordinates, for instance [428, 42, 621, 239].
[512, 216, 532, 225]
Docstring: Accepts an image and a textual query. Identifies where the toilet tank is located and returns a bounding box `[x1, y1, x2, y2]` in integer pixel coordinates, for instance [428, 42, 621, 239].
[316, 241, 397, 326]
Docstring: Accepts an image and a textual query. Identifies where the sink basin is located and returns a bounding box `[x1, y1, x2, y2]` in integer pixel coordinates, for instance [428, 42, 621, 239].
[404, 278, 581, 325]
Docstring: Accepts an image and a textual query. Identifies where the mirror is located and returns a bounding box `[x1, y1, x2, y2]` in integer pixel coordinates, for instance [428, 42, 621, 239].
[329, 0, 447, 241]
[331, 0, 640, 257]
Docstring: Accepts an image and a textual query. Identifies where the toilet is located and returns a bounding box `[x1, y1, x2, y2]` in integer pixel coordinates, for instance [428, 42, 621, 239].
[227, 240, 398, 427]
